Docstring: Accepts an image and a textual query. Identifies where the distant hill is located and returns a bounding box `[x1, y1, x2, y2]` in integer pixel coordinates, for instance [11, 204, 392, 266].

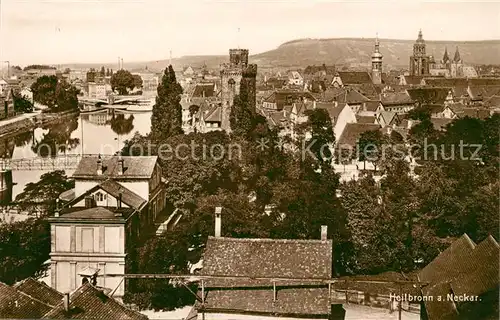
[250, 38, 500, 69]
[58, 38, 500, 72]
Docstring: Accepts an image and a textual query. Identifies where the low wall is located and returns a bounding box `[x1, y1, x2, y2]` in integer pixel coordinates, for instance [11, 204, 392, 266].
[0, 110, 79, 138]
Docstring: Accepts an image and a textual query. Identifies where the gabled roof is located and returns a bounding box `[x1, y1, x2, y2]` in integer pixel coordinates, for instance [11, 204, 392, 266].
[337, 71, 372, 85]
[199, 236, 332, 317]
[99, 179, 147, 210]
[73, 156, 158, 180]
[419, 235, 499, 320]
[14, 278, 63, 307]
[379, 111, 398, 125]
[381, 92, 414, 106]
[337, 123, 381, 146]
[42, 283, 147, 319]
[0, 282, 54, 319]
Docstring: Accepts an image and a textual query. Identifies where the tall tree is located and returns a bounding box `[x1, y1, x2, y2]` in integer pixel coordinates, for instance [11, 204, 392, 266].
[230, 78, 255, 137]
[150, 65, 183, 141]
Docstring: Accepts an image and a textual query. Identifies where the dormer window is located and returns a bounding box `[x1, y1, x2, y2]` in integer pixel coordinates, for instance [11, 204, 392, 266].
[94, 192, 106, 202]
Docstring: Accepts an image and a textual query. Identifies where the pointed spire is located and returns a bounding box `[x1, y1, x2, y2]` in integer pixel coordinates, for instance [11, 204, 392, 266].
[453, 46, 461, 62]
[442, 47, 449, 63]
[418, 29, 423, 40]
[375, 33, 380, 52]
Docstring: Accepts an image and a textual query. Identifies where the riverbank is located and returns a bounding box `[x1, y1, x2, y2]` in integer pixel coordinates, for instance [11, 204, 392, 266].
[0, 109, 80, 138]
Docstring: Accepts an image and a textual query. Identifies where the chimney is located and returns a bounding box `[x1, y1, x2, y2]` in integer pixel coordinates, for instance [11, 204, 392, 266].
[117, 157, 124, 175]
[313, 100, 317, 109]
[85, 196, 96, 208]
[97, 155, 102, 175]
[117, 192, 122, 209]
[63, 292, 70, 312]
[215, 206, 222, 237]
[321, 225, 328, 241]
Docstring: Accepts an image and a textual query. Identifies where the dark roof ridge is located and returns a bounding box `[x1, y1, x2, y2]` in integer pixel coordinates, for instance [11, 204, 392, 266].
[0, 281, 56, 309]
[14, 277, 64, 300]
[207, 236, 332, 244]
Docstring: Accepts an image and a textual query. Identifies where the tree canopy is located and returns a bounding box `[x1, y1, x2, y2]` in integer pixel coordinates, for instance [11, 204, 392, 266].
[31, 76, 79, 112]
[110, 69, 136, 95]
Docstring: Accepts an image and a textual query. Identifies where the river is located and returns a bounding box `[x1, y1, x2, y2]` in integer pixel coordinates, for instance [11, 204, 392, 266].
[1, 110, 152, 199]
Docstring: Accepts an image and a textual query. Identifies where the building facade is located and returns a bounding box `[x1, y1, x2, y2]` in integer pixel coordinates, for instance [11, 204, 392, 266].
[49, 156, 167, 299]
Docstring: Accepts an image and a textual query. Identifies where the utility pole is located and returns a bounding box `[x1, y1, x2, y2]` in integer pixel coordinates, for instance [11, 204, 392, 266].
[118, 57, 121, 70]
[121, 58, 124, 70]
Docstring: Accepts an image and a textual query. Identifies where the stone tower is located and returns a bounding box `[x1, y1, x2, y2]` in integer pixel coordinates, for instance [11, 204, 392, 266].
[409, 30, 430, 76]
[220, 49, 257, 132]
[450, 46, 464, 78]
[371, 35, 383, 85]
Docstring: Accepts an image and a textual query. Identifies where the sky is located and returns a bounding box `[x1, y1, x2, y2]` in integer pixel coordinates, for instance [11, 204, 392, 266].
[0, 0, 499, 66]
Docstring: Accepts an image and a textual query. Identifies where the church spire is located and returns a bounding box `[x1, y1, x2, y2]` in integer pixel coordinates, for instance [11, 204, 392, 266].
[453, 46, 461, 62]
[417, 29, 424, 42]
[442, 47, 449, 63]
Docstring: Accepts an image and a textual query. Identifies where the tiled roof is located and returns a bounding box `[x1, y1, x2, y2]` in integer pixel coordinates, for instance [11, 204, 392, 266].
[468, 78, 500, 86]
[381, 92, 414, 105]
[469, 85, 500, 100]
[337, 71, 372, 85]
[0, 282, 53, 319]
[43, 283, 148, 319]
[337, 123, 381, 146]
[73, 156, 157, 180]
[263, 91, 316, 110]
[403, 76, 424, 85]
[267, 112, 289, 127]
[201, 237, 333, 287]
[192, 83, 215, 98]
[14, 278, 63, 307]
[356, 115, 376, 124]
[350, 83, 379, 99]
[460, 108, 491, 119]
[199, 236, 333, 317]
[363, 101, 380, 112]
[201, 287, 330, 317]
[407, 87, 450, 105]
[424, 78, 468, 87]
[419, 234, 500, 320]
[99, 179, 147, 210]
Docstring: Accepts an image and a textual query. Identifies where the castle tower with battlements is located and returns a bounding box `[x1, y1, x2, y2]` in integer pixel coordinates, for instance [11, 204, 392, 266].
[220, 49, 257, 132]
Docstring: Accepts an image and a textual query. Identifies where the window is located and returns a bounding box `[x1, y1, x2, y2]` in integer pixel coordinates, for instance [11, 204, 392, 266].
[94, 192, 106, 202]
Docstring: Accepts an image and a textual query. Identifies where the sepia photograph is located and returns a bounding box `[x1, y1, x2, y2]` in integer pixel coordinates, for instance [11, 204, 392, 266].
[0, 0, 498, 319]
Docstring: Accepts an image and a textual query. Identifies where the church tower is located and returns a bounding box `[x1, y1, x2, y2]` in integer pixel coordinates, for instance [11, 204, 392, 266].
[220, 49, 257, 132]
[371, 35, 383, 85]
[450, 46, 464, 78]
[409, 30, 430, 76]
